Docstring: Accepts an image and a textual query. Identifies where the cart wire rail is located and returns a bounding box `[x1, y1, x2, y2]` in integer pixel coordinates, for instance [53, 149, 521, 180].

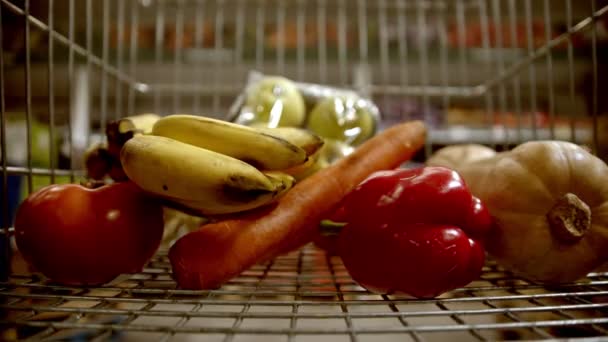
[2, 246, 608, 341]
[2, 0, 608, 340]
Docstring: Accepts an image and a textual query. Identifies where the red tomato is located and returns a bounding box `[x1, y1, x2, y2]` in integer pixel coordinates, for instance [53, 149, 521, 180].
[14, 181, 164, 285]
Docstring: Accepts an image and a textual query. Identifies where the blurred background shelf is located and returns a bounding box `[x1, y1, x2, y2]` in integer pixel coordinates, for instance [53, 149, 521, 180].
[430, 126, 593, 146]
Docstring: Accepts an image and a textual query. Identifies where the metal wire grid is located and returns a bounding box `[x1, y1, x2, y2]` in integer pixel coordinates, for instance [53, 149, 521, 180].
[0, 0, 606, 174]
[1, 245, 608, 341]
[1, 0, 608, 341]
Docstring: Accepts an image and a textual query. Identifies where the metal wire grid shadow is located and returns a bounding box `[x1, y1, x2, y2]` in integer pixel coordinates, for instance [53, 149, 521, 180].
[1, 0, 608, 341]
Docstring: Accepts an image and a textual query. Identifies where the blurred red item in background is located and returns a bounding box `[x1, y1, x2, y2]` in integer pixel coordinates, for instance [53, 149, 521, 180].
[448, 21, 584, 49]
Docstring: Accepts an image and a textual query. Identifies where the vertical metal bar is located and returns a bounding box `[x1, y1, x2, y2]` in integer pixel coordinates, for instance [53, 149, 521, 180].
[337, 0, 347, 86]
[67, 0, 75, 182]
[478, 0, 491, 70]
[543, 0, 555, 140]
[417, 0, 431, 157]
[47, 0, 56, 184]
[159, 300, 207, 342]
[213, 0, 224, 115]
[193, 0, 205, 113]
[234, 0, 244, 73]
[66, 0, 93, 163]
[287, 249, 304, 342]
[296, 0, 305, 81]
[128, 0, 139, 116]
[566, 0, 576, 143]
[325, 253, 357, 342]
[0, 0, 10, 281]
[255, 1, 265, 72]
[154, 0, 165, 115]
[397, 0, 409, 121]
[357, 0, 368, 63]
[276, 0, 285, 75]
[456, 0, 469, 87]
[231, 0, 244, 119]
[100, 0, 110, 135]
[479, 0, 495, 149]
[116, 0, 125, 119]
[590, 0, 599, 153]
[86, 0, 92, 144]
[508, 0, 523, 144]
[222, 261, 275, 342]
[491, 0, 508, 149]
[378, 0, 389, 92]
[382, 295, 423, 342]
[437, 4, 450, 114]
[524, 0, 538, 140]
[24, 0, 33, 194]
[174, 0, 185, 114]
[435, 301, 486, 341]
[317, 0, 327, 83]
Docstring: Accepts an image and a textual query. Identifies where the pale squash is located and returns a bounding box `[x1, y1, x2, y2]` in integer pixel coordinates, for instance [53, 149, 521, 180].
[455, 140, 608, 283]
[426, 144, 497, 170]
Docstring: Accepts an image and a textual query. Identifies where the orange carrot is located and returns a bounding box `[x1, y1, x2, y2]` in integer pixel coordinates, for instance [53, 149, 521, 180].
[169, 120, 427, 289]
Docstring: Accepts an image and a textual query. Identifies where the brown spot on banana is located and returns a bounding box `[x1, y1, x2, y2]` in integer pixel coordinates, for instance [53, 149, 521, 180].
[257, 132, 304, 154]
[226, 174, 278, 192]
[220, 184, 276, 204]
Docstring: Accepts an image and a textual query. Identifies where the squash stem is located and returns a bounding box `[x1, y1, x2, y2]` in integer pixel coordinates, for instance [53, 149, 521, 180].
[546, 193, 591, 244]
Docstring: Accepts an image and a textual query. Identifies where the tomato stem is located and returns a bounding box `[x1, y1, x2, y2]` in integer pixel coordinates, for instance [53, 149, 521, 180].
[80, 179, 107, 189]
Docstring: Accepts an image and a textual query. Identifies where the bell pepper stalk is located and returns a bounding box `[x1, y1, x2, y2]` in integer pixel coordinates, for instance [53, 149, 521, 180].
[320, 166, 492, 299]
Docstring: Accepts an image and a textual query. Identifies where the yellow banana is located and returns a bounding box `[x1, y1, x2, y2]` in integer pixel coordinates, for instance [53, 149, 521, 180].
[279, 139, 353, 181]
[107, 113, 162, 164]
[120, 134, 289, 215]
[264, 170, 296, 196]
[172, 170, 296, 216]
[151, 114, 307, 170]
[249, 125, 324, 157]
[107, 113, 161, 145]
[281, 149, 329, 181]
[117, 113, 161, 135]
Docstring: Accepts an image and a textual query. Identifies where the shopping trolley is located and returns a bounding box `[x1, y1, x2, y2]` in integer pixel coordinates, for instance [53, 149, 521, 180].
[1, 0, 608, 340]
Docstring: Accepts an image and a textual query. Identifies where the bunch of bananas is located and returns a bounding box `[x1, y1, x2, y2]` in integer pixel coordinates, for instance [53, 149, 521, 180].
[84, 113, 161, 182]
[97, 114, 325, 216]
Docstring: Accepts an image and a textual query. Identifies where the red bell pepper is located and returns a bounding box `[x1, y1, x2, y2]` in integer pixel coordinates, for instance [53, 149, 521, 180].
[336, 166, 492, 299]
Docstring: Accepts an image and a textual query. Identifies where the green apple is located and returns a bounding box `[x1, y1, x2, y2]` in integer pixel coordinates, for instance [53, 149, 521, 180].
[306, 96, 377, 146]
[244, 76, 306, 128]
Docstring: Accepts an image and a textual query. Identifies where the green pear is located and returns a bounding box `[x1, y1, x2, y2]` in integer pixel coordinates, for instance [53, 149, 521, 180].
[244, 77, 306, 127]
[306, 96, 376, 146]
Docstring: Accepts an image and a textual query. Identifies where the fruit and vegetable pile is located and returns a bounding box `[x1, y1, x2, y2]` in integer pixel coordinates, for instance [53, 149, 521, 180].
[12, 75, 608, 299]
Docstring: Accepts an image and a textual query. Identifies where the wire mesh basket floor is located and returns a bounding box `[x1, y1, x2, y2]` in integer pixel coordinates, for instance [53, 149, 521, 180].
[2, 244, 608, 341]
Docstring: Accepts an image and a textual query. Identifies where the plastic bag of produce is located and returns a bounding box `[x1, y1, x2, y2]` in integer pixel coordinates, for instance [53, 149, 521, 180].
[227, 70, 381, 147]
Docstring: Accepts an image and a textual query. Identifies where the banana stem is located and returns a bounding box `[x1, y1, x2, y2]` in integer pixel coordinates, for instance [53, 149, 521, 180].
[546, 193, 591, 244]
